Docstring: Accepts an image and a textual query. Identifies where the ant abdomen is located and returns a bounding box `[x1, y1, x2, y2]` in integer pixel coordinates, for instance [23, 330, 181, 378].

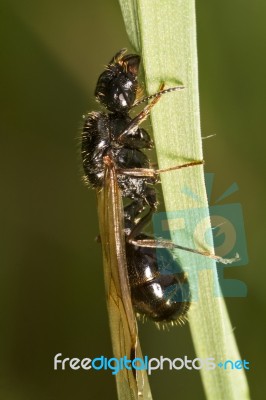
[126, 235, 191, 323]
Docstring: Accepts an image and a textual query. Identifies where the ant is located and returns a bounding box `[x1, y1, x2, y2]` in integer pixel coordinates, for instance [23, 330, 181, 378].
[81, 49, 236, 325]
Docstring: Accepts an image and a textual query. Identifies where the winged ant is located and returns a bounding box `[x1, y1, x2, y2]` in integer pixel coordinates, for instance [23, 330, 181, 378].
[81, 49, 237, 326]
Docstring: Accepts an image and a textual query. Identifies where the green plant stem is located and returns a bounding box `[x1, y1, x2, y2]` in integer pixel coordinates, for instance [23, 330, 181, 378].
[118, 0, 250, 399]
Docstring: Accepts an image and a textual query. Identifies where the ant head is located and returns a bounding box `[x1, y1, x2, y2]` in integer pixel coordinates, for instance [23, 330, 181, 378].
[95, 49, 140, 112]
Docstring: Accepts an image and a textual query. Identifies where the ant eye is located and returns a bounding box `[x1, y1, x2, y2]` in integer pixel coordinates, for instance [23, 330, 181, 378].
[121, 54, 140, 76]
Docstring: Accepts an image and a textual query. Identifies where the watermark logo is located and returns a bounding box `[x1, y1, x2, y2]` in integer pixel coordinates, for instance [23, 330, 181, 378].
[53, 354, 250, 375]
[152, 173, 248, 298]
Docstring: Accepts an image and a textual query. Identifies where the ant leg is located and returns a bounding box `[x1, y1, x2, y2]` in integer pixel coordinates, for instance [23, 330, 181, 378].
[116, 84, 184, 146]
[125, 203, 239, 264]
[133, 85, 184, 108]
[127, 208, 154, 242]
[124, 199, 146, 233]
[129, 236, 240, 265]
[117, 93, 163, 146]
[116, 160, 204, 179]
[123, 185, 159, 241]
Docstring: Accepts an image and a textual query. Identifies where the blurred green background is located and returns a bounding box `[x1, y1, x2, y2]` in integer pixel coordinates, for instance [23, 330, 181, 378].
[1, 1, 265, 399]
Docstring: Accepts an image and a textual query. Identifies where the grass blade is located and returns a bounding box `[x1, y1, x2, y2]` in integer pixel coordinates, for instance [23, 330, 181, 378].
[118, 0, 250, 398]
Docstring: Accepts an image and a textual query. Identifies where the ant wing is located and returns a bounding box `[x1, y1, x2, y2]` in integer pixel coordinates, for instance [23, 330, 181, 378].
[96, 158, 152, 400]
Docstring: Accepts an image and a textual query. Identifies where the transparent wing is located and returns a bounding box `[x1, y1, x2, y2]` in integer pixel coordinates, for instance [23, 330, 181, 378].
[97, 158, 152, 400]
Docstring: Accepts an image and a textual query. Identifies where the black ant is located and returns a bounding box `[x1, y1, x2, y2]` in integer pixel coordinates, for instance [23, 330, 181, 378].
[81, 49, 236, 325]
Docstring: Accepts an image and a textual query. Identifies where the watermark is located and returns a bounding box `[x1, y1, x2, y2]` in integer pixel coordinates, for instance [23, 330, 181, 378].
[152, 173, 249, 299]
[53, 353, 250, 375]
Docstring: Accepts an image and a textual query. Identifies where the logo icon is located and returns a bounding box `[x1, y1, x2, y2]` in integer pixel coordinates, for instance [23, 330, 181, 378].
[152, 173, 248, 299]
